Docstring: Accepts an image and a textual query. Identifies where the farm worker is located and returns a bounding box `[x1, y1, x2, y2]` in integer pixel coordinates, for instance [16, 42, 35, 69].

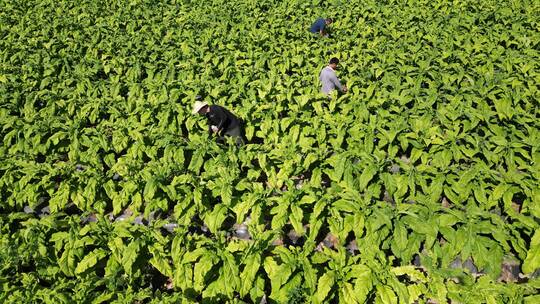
[309, 18, 333, 37]
[319, 57, 348, 95]
[192, 100, 245, 146]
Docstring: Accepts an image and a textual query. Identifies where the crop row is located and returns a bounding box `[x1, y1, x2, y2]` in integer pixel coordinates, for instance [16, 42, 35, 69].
[1, 0, 539, 303]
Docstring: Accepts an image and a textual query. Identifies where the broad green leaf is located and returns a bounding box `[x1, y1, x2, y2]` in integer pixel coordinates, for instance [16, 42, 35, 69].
[314, 271, 335, 304]
[290, 205, 304, 235]
[194, 253, 217, 292]
[240, 255, 261, 297]
[523, 230, 540, 274]
[75, 248, 107, 274]
[352, 265, 373, 302]
[122, 240, 141, 275]
[376, 285, 397, 304]
[391, 266, 427, 283]
[359, 165, 377, 189]
[204, 204, 228, 233]
[149, 246, 173, 277]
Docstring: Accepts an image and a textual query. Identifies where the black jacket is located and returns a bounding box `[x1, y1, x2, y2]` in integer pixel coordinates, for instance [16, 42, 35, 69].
[205, 105, 241, 134]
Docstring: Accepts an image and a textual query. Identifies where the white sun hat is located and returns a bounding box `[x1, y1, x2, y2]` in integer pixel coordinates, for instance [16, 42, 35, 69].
[192, 100, 208, 114]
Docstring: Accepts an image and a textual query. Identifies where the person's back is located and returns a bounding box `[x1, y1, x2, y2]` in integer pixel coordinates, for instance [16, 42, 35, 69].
[319, 66, 338, 94]
[309, 18, 326, 33]
[206, 105, 241, 132]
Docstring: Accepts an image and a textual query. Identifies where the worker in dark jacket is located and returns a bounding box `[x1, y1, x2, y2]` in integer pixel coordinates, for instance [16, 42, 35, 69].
[192, 100, 245, 145]
[309, 18, 333, 37]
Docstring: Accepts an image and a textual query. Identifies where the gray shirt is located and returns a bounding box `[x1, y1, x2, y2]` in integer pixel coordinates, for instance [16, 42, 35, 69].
[319, 66, 342, 94]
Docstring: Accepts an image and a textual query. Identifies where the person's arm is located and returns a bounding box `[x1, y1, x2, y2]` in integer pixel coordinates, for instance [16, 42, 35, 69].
[330, 72, 343, 91]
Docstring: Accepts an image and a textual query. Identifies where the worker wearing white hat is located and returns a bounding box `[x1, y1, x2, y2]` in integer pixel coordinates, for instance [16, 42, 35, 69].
[193, 100, 245, 145]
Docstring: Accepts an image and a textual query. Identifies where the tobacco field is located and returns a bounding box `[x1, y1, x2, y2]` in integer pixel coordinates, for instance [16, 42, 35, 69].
[1, 0, 539, 303]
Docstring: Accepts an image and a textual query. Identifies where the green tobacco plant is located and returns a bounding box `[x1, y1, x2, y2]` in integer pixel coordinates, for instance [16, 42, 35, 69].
[1, 0, 539, 302]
